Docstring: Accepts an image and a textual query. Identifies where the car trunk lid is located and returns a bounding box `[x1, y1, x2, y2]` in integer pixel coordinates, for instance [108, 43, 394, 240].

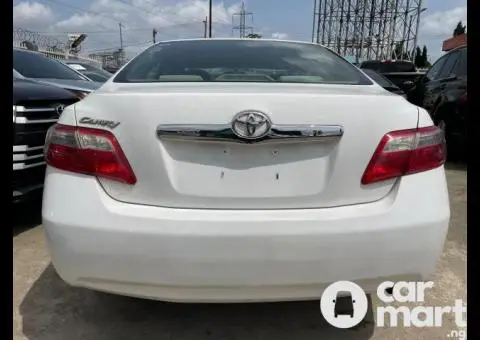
[77, 83, 418, 209]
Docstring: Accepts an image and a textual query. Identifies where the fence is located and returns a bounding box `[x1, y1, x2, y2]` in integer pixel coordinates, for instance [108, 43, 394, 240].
[13, 28, 103, 66]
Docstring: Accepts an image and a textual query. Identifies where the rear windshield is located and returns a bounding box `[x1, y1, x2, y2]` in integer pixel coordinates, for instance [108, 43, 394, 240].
[83, 71, 110, 82]
[114, 40, 372, 85]
[67, 62, 113, 78]
[361, 68, 398, 88]
[13, 49, 87, 81]
[360, 61, 416, 73]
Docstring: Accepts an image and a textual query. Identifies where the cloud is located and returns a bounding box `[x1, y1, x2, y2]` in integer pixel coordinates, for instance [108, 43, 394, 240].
[13, 1, 55, 28]
[417, 5, 467, 61]
[271, 32, 288, 40]
[420, 6, 467, 38]
[13, 0, 241, 57]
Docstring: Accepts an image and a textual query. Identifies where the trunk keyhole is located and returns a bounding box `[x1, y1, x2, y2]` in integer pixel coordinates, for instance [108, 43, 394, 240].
[221, 171, 225, 179]
[275, 173, 279, 180]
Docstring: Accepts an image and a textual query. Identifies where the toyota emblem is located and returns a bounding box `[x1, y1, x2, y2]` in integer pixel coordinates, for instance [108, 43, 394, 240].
[55, 104, 65, 117]
[231, 111, 272, 140]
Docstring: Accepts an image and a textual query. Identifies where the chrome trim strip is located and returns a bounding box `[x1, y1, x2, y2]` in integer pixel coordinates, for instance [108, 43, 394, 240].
[13, 162, 46, 170]
[156, 124, 343, 144]
[13, 153, 44, 161]
[13, 145, 44, 152]
[14, 106, 56, 113]
[15, 117, 58, 124]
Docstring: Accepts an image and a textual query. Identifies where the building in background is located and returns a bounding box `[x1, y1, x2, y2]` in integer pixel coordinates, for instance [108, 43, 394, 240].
[442, 33, 467, 52]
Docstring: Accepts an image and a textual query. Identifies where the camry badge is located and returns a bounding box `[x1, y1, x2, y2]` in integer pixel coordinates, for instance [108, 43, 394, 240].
[79, 117, 121, 129]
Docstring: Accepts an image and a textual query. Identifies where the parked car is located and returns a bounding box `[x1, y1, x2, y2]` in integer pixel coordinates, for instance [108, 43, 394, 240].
[64, 60, 113, 83]
[407, 45, 467, 156]
[13, 74, 79, 203]
[42, 39, 449, 303]
[13, 48, 102, 98]
[104, 65, 121, 73]
[361, 68, 406, 97]
[359, 59, 424, 93]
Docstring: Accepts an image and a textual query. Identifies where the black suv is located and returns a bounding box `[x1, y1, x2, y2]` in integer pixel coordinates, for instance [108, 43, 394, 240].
[13, 75, 79, 203]
[407, 46, 467, 156]
[359, 60, 422, 93]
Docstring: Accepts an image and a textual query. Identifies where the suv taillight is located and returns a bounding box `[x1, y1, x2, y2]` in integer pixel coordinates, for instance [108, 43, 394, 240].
[361, 126, 446, 185]
[44, 124, 136, 184]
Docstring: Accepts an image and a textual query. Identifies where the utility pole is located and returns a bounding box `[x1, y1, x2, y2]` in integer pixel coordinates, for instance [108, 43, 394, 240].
[311, 0, 317, 43]
[119, 22, 123, 51]
[119, 22, 124, 65]
[316, 0, 322, 44]
[208, 0, 212, 38]
[232, 2, 253, 38]
[153, 28, 157, 44]
[203, 17, 208, 38]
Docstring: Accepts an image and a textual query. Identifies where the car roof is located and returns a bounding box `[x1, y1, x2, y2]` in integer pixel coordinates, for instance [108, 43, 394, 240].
[65, 60, 90, 65]
[13, 47, 42, 55]
[147, 38, 335, 49]
[151, 37, 309, 43]
[446, 44, 467, 54]
[360, 59, 414, 64]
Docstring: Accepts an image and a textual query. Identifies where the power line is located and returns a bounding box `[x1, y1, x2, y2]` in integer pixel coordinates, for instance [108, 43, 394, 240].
[31, 28, 154, 35]
[232, 2, 253, 38]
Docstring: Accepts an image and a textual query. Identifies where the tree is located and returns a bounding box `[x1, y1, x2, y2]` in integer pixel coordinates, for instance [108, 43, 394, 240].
[421, 46, 428, 66]
[246, 33, 262, 39]
[414, 46, 423, 67]
[453, 21, 466, 37]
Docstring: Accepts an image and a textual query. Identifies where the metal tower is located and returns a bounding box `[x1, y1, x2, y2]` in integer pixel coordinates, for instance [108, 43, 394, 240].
[232, 2, 254, 38]
[312, 0, 425, 62]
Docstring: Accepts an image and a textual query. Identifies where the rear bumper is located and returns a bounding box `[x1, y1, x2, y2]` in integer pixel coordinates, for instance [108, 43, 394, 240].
[42, 167, 450, 302]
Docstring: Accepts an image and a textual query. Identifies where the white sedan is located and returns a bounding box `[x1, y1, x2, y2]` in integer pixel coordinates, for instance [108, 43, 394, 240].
[42, 39, 450, 303]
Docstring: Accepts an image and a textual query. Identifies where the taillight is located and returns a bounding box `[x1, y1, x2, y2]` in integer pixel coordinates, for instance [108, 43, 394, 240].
[44, 124, 136, 184]
[361, 126, 446, 185]
[459, 92, 467, 104]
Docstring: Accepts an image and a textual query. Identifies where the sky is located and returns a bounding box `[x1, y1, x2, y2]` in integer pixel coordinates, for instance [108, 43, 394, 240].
[13, 0, 467, 61]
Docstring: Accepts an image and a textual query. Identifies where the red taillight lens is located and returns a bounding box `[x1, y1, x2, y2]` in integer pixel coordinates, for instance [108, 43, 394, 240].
[361, 126, 446, 185]
[45, 124, 136, 184]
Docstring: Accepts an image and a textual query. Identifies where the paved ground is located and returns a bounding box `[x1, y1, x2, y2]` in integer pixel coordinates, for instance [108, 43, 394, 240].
[13, 163, 467, 340]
